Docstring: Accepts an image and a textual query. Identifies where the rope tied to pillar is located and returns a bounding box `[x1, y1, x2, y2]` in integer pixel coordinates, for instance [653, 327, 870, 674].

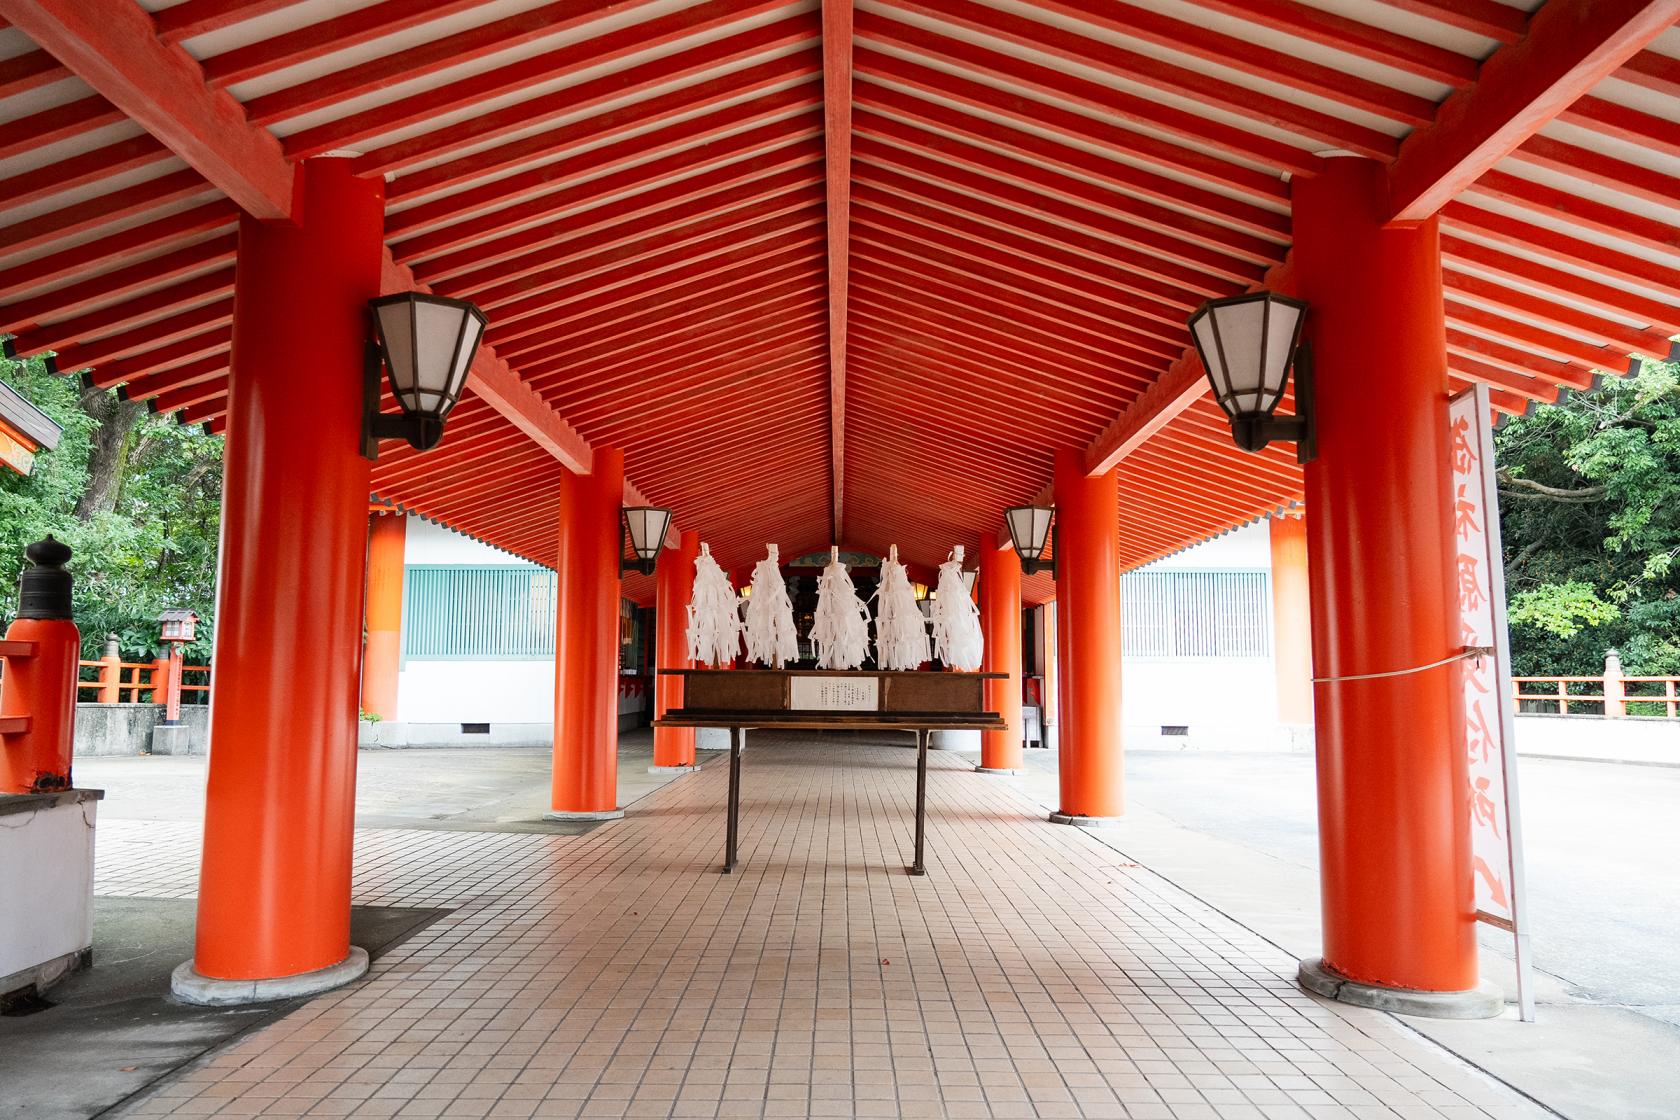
[1312, 646, 1495, 684]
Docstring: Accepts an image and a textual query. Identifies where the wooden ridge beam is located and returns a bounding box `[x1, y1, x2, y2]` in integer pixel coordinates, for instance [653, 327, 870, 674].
[1388, 0, 1680, 222]
[823, 0, 853, 544]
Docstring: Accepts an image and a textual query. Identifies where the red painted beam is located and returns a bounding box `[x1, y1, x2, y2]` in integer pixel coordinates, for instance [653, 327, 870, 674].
[823, 0, 853, 543]
[0, 0, 297, 220]
[1387, 0, 1680, 222]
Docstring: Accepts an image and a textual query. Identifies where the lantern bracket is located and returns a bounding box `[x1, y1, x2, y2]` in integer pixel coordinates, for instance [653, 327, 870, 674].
[1228, 342, 1315, 464]
[362, 337, 444, 461]
[1021, 525, 1057, 578]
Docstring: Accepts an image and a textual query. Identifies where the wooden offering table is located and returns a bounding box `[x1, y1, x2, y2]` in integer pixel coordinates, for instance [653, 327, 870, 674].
[655, 669, 1006, 876]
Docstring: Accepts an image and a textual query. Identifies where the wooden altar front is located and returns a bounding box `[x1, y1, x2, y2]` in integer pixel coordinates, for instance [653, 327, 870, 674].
[654, 669, 1006, 876]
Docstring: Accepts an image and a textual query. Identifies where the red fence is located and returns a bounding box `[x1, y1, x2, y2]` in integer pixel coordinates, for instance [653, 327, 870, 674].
[76, 654, 209, 708]
[1513, 671, 1680, 718]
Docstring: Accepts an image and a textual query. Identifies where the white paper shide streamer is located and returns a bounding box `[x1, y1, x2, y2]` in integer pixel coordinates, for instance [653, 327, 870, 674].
[874, 544, 930, 671]
[810, 546, 871, 670]
[743, 544, 800, 668]
[929, 545, 983, 671]
[686, 542, 740, 668]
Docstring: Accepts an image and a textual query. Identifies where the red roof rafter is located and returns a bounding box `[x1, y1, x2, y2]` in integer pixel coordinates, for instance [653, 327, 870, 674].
[823, 0, 853, 544]
[1387, 0, 1680, 222]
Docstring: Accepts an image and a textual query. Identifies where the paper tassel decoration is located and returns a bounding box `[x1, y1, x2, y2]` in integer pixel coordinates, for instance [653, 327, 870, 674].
[743, 544, 800, 668]
[929, 545, 984, 671]
[686, 542, 740, 668]
[811, 546, 871, 670]
[875, 544, 931, 671]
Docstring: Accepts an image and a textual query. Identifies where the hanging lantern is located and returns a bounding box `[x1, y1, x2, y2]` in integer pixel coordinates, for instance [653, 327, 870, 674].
[1186, 291, 1314, 461]
[364, 293, 488, 459]
[620, 507, 673, 576]
[1004, 505, 1056, 576]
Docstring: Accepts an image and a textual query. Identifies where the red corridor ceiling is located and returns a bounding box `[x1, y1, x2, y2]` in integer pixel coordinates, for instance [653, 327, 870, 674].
[1, 0, 1678, 603]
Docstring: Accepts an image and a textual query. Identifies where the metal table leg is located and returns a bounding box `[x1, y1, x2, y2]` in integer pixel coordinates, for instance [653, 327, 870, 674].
[724, 726, 742, 873]
[910, 728, 928, 876]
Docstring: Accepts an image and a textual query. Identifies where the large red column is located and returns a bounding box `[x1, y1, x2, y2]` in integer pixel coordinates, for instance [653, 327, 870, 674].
[550, 447, 625, 818]
[1293, 157, 1482, 1006]
[977, 531, 1023, 773]
[1051, 450, 1123, 822]
[362, 512, 405, 722]
[180, 159, 383, 1001]
[1268, 514, 1313, 728]
[652, 529, 700, 771]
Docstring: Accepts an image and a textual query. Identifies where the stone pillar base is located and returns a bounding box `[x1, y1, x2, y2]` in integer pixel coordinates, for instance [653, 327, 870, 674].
[1298, 957, 1504, 1019]
[648, 765, 700, 774]
[974, 766, 1022, 775]
[1048, 812, 1123, 828]
[544, 808, 625, 821]
[171, 947, 368, 1007]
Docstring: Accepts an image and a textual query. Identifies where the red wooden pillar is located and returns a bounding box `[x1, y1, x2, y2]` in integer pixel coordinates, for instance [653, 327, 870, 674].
[176, 158, 383, 1004]
[977, 531, 1023, 773]
[1293, 157, 1490, 1013]
[362, 512, 405, 722]
[1051, 450, 1124, 823]
[652, 529, 700, 771]
[1268, 514, 1313, 728]
[550, 447, 625, 819]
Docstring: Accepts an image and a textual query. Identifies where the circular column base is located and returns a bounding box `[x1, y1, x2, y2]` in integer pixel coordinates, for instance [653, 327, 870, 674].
[648, 764, 700, 774]
[544, 808, 625, 821]
[1298, 957, 1504, 1020]
[1048, 812, 1124, 828]
[974, 766, 1022, 775]
[171, 947, 368, 1007]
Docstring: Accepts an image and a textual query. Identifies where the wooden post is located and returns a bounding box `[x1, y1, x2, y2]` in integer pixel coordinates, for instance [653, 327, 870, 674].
[1603, 650, 1625, 718]
[98, 633, 120, 704]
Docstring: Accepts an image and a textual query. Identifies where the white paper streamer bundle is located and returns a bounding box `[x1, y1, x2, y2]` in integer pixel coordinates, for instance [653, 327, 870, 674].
[929, 545, 983, 671]
[810, 546, 871, 670]
[874, 544, 930, 671]
[686, 542, 740, 668]
[743, 544, 800, 668]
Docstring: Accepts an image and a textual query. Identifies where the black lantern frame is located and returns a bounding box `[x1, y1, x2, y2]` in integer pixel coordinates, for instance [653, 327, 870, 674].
[621, 506, 673, 576]
[1003, 505, 1056, 577]
[1187, 291, 1315, 464]
[363, 293, 488, 461]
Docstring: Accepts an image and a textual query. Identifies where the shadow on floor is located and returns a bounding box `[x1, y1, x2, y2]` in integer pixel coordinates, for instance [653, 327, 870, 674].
[0, 897, 448, 1120]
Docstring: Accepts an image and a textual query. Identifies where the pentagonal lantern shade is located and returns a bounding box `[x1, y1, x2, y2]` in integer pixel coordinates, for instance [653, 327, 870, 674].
[623, 507, 673, 570]
[1004, 506, 1054, 564]
[1188, 292, 1307, 424]
[370, 294, 488, 423]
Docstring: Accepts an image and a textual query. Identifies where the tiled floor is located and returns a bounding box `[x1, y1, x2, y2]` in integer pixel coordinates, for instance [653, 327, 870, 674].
[105, 735, 1546, 1119]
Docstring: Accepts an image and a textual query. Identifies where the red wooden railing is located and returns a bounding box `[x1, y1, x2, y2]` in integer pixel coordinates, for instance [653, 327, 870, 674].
[1512, 674, 1680, 718]
[75, 654, 209, 708]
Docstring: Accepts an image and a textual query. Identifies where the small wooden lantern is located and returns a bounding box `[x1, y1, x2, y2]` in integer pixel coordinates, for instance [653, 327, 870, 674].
[157, 608, 199, 644]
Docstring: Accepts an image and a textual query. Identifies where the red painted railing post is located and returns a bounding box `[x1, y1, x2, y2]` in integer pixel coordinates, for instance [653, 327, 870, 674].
[98, 634, 120, 704]
[163, 644, 185, 724]
[1, 537, 81, 794]
[1603, 650, 1625, 718]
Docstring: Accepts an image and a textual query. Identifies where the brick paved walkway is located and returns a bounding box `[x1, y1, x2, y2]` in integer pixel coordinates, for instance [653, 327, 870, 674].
[106, 735, 1544, 1119]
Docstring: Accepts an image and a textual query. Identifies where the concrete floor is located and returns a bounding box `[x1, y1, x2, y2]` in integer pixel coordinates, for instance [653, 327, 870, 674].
[46, 736, 1680, 1119]
[85, 735, 1547, 1120]
[1007, 750, 1680, 1120]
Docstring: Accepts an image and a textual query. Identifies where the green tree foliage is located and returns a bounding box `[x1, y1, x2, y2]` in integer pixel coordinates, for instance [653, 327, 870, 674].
[1497, 360, 1680, 676]
[0, 354, 221, 660]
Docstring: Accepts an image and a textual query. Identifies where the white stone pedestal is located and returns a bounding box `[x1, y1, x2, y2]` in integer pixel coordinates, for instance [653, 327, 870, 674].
[0, 788, 101, 997]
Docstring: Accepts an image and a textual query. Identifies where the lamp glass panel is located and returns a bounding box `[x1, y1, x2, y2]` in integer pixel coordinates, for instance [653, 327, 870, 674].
[1262, 297, 1305, 404]
[1210, 298, 1268, 414]
[409, 299, 471, 415]
[446, 312, 486, 402]
[374, 300, 416, 399]
[1190, 312, 1231, 407]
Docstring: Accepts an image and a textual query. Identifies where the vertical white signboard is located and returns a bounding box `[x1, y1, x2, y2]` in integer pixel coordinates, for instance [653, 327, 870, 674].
[1448, 383, 1533, 1021]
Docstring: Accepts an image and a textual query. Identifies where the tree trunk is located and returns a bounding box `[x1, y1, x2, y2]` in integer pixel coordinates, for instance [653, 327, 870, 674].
[74, 388, 144, 519]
